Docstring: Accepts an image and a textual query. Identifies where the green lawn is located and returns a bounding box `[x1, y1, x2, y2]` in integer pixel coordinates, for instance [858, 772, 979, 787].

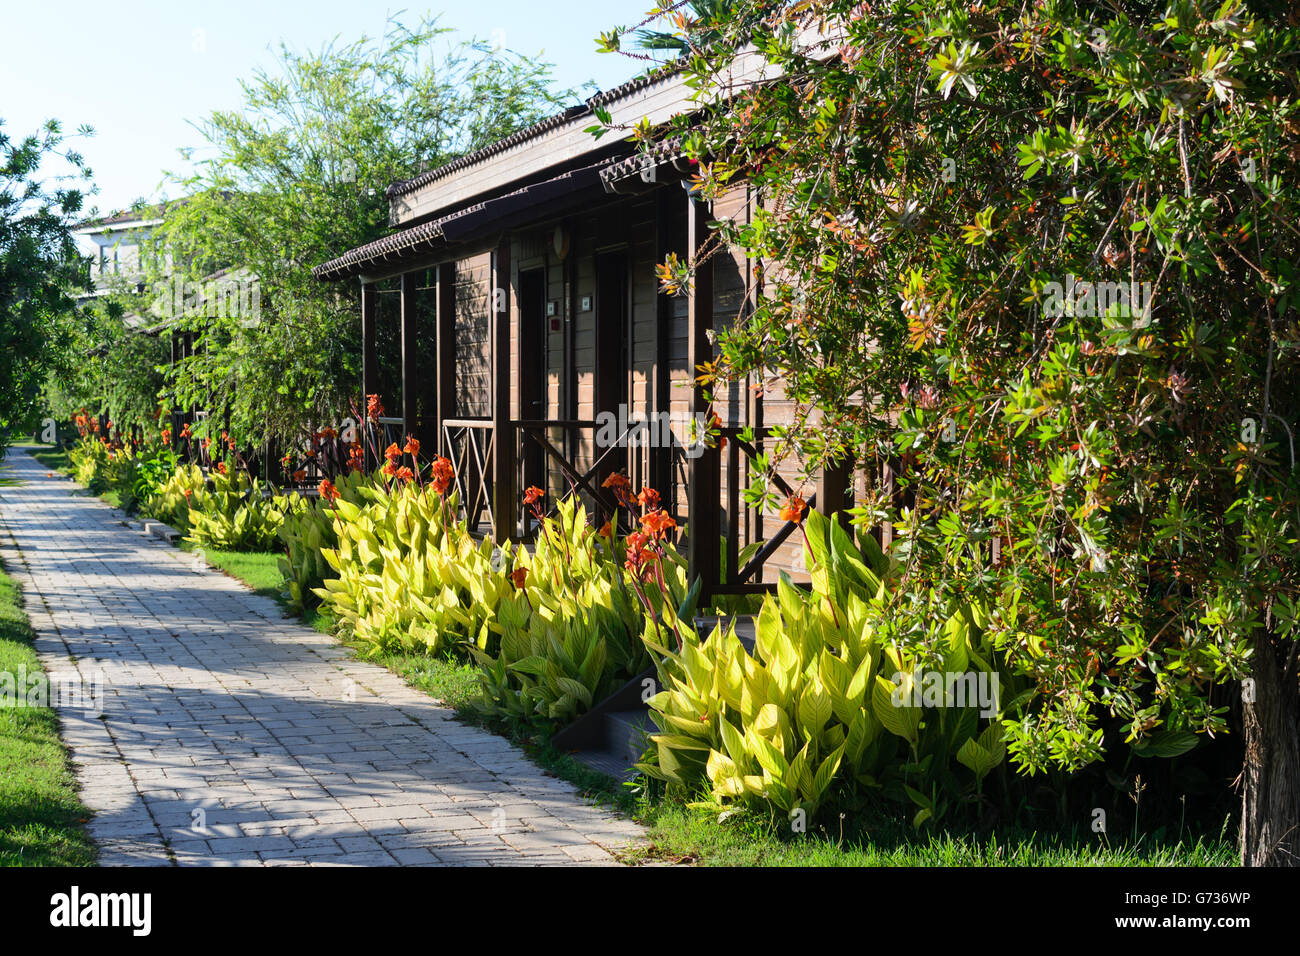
[626, 802, 1235, 867]
[180, 543, 283, 600]
[0, 560, 97, 866]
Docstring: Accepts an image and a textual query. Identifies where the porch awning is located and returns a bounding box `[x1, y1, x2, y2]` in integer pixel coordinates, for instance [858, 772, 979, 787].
[313, 158, 617, 282]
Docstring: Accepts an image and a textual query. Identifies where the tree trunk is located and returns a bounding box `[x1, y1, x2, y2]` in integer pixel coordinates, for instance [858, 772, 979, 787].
[1240, 636, 1300, 866]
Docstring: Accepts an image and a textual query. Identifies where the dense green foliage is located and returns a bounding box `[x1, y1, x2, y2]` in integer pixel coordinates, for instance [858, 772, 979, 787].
[43, 292, 169, 437]
[184, 465, 294, 552]
[0, 119, 92, 451]
[608, 0, 1300, 864]
[642, 510, 1015, 827]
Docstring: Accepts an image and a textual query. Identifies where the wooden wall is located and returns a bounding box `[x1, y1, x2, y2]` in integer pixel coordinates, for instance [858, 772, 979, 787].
[422, 180, 841, 583]
[453, 250, 493, 418]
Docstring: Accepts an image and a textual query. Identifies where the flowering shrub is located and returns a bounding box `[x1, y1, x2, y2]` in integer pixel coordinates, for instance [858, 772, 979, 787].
[619, 0, 1300, 865]
[294, 452, 691, 727]
[469, 496, 669, 727]
[314, 479, 505, 655]
[68, 435, 139, 499]
[278, 469, 370, 614]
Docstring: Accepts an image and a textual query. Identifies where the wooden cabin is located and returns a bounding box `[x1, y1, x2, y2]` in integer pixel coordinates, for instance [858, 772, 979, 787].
[314, 54, 855, 605]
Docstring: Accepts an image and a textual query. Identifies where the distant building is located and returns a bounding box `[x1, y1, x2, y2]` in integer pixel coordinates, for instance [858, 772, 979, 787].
[72, 203, 170, 303]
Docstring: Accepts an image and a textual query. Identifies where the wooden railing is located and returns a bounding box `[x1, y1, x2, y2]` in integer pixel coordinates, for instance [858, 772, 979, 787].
[710, 425, 816, 598]
[442, 418, 495, 537]
[515, 418, 657, 533]
[433, 416, 845, 606]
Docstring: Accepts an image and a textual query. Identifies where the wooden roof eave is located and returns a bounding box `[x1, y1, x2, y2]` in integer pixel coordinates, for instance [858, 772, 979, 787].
[315, 158, 620, 283]
[389, 18, 842, 226]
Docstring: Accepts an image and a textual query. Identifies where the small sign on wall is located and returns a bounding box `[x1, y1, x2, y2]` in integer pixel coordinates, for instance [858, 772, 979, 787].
[580, 295, 592, 312]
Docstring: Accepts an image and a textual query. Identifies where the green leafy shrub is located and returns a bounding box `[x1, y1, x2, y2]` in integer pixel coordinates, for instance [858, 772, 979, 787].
[468, 498, 661, 726]
[140, 463, 206, 534]
[132, 444, 182, 506]
[315, 480, 510, 655]
[185, 464, 294, 552]
[278, 470, 370, 614]
[639, 509, 1016, 827]
[68, 436, 139, 502]
[302, 471, 685, 729]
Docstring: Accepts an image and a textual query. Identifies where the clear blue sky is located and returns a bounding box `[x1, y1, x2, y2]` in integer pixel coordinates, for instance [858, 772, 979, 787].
[3, 0, 659, 217]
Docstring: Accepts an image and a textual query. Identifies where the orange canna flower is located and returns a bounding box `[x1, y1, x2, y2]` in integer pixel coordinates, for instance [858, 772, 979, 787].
[430, 456, 453, 495]
[292, 470, 307, 483]
[384, 443, 402, 462]
[601, 471, 635, 508]
[403, 436, 420, 458]
[623, 530, 656, 580]
[640, 509, 677, 540]
[320, 426, 337, 440]
[216, 462, 228, 475]
[523, 486, 545, 506]
[510, 567, 528, 588]
[395, 466, 415, 482]
[638, 487, 661, 511]
[366, 394, 384, 423]
[382, 461, 398, 477]
[319, 478, 340, 503]
[598, 520, 613, 538]
[779, 495, 806, 524]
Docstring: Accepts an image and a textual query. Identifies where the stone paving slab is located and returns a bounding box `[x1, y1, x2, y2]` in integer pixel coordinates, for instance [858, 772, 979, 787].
[0, 450, 643, 866]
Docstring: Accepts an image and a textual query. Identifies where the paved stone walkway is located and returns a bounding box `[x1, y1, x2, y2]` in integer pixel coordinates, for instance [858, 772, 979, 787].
[0, 450, 644, 866]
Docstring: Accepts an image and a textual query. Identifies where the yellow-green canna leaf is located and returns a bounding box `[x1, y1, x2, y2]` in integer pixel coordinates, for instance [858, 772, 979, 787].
[872, 673, 921, 744]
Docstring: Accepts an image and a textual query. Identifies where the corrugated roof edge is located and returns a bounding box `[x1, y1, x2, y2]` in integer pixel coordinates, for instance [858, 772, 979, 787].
[317, 158, 617, 280]
[384, 60, 685, 200]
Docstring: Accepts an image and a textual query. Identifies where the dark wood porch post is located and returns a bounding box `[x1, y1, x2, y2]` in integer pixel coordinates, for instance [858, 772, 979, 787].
[651, 187, 675, 500]
[816, 456, 853, 527]
[686, 195, 719, 605]
[360, 279, 378, 469]
[169, 331, 181, 454]
[435, 262, 456, 456]
[491, 239, 516, 543]
[400, 271, 418, 442]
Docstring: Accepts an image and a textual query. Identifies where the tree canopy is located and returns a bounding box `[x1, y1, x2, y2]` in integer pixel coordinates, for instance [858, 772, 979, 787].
[151, 16, 585, 447]
[0, 118, 93, 448]
[608, 0, 1300, 864]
